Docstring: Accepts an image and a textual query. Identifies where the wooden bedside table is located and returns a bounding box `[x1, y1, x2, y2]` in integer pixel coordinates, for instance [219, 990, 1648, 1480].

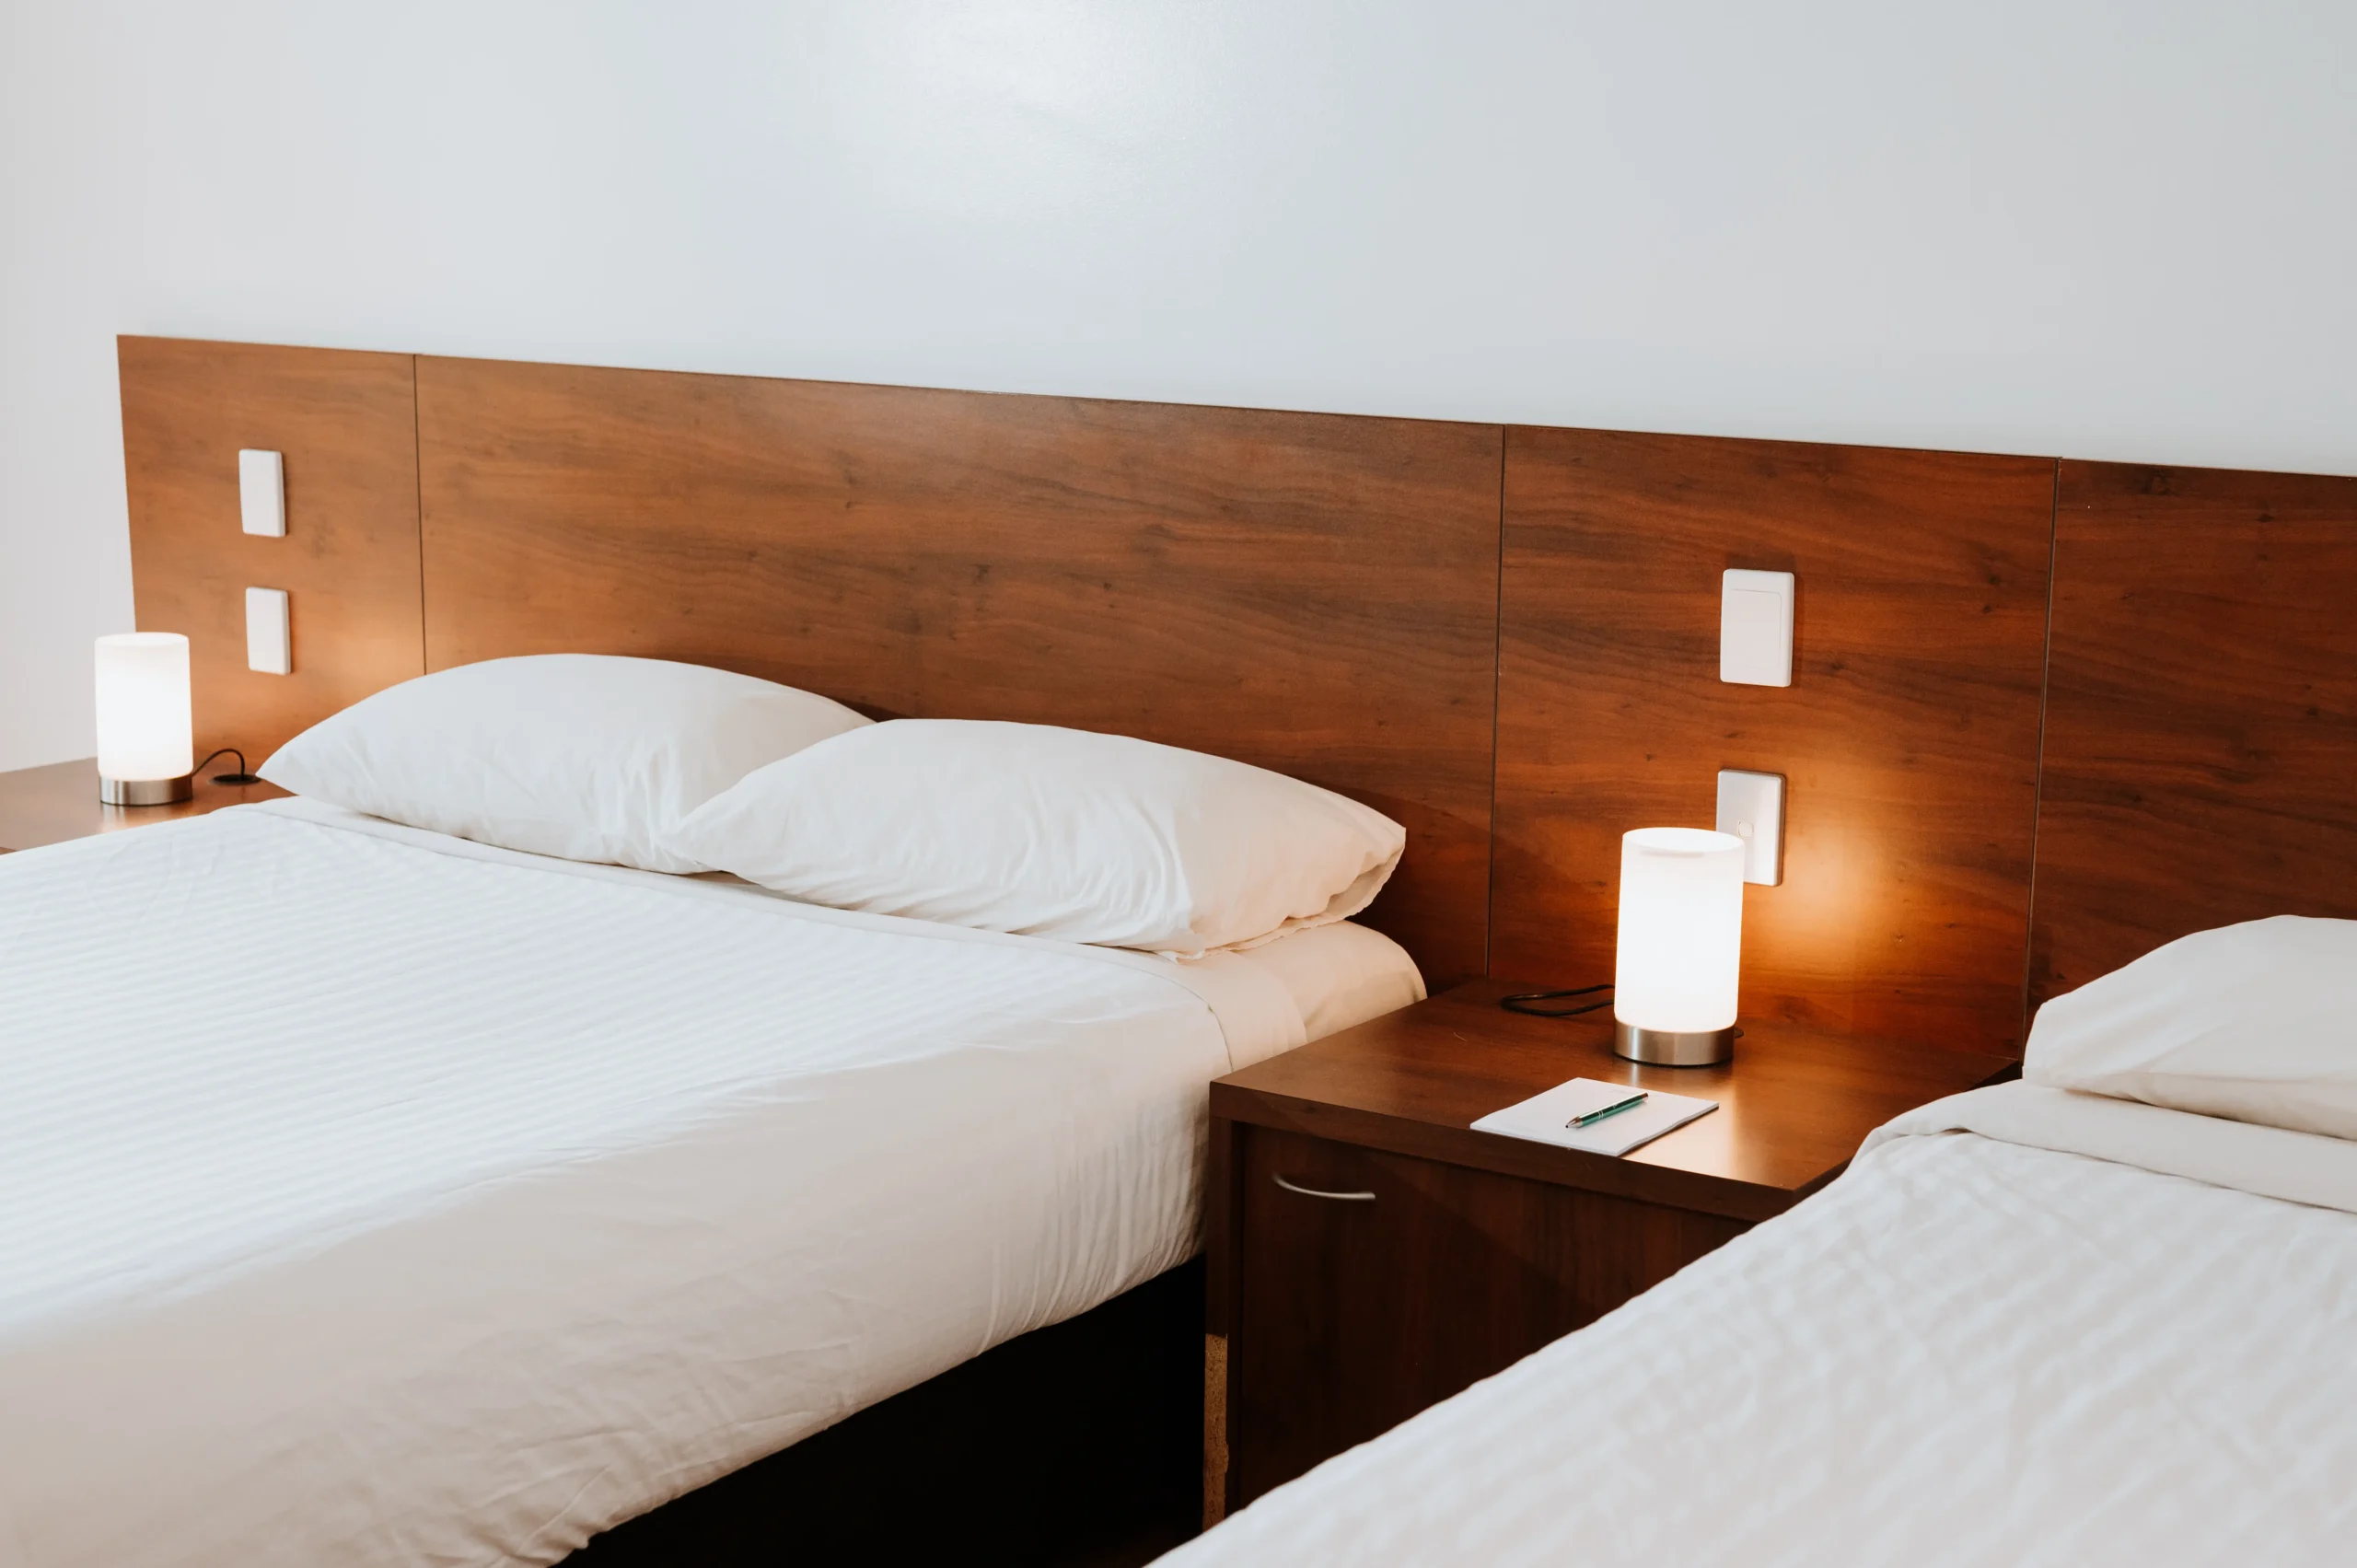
[1203, 979, 2014, 1517]
[0, 758, 287, 854]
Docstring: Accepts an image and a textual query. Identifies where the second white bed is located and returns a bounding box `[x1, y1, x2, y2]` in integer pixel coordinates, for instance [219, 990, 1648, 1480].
[1162, 1081, 2357, 1566]
[0, 798, 1420, 1568]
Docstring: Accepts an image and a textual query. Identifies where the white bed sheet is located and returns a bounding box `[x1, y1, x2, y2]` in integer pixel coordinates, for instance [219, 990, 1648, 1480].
[1167, 1081, 2357, 1567]
[0, 800, 1418, 1568]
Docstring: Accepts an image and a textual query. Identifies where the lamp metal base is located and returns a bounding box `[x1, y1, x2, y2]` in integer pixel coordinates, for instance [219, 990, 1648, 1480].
[1612, 1020, 1736, 1067]
[99, 773, 193, 807]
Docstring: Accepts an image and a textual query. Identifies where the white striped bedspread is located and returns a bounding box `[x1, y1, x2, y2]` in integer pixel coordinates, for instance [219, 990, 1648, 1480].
[0, 800, 1339, 1568]
[1166, 1082, 2357, 1567]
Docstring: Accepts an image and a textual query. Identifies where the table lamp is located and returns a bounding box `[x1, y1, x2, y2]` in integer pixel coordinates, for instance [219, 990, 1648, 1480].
[95, 633, 194, 805]
[1612, 826, 1746, 1064]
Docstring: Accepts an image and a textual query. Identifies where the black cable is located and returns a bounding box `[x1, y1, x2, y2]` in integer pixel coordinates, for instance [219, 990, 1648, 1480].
[193, 747, 262, 786]
[1499, 982, 1614, 1018]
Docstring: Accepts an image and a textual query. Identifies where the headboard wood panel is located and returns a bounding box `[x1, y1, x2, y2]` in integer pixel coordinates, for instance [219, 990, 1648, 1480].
[1491, 429, 2056, 1052]
[120, 335, 2357, 1056]
[120, 337, 425, 760]
[413, 355, 1505, 983]
[2028, 459, 2357, 1003]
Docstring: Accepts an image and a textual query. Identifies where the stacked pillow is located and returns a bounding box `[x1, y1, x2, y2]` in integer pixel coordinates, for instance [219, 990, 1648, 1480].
[261, 656, 1405, 956]
[2026, 915, 2357, 1141]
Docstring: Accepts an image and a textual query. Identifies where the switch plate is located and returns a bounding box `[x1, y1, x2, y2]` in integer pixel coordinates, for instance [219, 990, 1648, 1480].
[246, 587, 291, 675]
[238, 449, 285, 538]
[1720, 569, 1794, 686]
[1715, 768, 1785, 886]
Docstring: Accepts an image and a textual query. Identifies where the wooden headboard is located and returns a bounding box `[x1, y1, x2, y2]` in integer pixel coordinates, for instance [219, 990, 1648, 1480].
[121, 338, 425, 752]
[1491, 430, 2055, 1050]
[2028, 459, 2357, 1001]
[119, 335, 2357, 1052]
[125, 341, 1505, 984]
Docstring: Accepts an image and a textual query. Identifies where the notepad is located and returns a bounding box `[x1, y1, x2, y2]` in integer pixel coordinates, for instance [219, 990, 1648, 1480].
[1470, 1077, 1720, 1156]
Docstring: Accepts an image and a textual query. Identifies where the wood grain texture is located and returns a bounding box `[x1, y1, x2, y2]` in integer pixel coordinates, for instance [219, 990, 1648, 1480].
[120, 337, 425, 761]
[0, 758, 286, 853]
[1492, 429, 2056, 1051]
[415, 356, 1505, 981]
[1227, 1124, 1746, 1506]
[1211, 980, 2014, 1225]
[1201, 1332, 1228, 1531]
[2029, 460, 2357, 1004]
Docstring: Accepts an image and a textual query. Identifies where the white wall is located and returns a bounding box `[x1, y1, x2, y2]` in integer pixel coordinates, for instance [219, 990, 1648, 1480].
[6, 1, 2354, 771]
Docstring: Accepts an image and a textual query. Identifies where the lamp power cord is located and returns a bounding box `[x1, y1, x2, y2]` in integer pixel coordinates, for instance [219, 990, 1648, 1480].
[1498, 982, 1613, 1018]
[192, 748, 263, 786]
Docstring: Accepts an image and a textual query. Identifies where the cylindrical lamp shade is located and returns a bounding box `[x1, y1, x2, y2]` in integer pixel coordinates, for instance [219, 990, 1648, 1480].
[1613, 827, 1746, 1064]
[95, 633, 193, 803]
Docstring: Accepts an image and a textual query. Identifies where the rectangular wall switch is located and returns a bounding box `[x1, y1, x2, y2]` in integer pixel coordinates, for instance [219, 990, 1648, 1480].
[246, 587, 291, 675]
[1716, 768, 1785, 886]
[1720, 569, 1794, 686]
[238, 449, 285, 538]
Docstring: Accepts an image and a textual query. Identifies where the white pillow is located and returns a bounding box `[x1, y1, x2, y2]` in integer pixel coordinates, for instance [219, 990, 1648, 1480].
[661, 718, 1406, 956]
[261, 655, 870, 872]
[2026, 915, 2357, 1141]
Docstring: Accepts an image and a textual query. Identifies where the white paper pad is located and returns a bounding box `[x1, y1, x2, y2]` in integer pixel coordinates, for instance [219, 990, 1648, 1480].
[1471, 1076, 1719, 1156]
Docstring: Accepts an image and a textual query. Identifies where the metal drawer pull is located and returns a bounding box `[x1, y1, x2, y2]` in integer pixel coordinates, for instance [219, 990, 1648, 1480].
[1272, 1174, 1376, 1202]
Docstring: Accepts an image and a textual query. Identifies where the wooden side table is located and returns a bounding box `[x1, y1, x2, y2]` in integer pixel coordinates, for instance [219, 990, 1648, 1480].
[0, 758, 286, 854]
[1204, 979, 2014, 1517]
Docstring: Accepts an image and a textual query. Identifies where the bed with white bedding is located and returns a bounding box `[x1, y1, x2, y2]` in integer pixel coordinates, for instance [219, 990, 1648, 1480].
[0, 798, 1420, 1568]
[1159, 1078, 2357, 1567]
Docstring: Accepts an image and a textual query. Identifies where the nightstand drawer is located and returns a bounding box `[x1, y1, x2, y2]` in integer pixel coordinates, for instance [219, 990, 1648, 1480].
[1205, 983, 2014, 1522]
[1228, 1124, 1747, 1505]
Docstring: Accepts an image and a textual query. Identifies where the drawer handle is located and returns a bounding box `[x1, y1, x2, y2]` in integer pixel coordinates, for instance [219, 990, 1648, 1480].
[1272, 1174, 1376, 1202]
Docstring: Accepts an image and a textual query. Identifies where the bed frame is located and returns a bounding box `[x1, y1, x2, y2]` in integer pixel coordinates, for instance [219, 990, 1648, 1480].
[115, 335, 2357, 1560]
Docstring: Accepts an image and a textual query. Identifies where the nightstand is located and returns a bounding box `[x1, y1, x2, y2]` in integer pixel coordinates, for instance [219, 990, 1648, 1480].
[0, 758, 287, 854]
[1203, 979, 2014, 1517]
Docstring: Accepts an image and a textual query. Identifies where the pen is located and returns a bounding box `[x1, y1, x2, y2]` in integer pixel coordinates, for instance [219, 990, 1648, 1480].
[1569, 1091, 1648, 1129]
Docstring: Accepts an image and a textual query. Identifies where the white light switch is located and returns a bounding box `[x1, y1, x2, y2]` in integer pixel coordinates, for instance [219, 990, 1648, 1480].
[246, 587, 291, 675]
[238, 449, 285, 538]
[1720, 569, 1794, 686]
[1715, 769, 1785, 886]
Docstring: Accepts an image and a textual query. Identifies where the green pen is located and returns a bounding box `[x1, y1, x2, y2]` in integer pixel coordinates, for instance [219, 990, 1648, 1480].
[1568, 1090, 1648, 1129]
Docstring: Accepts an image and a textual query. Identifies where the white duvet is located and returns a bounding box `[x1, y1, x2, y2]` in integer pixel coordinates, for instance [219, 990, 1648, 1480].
[1168, 1082, 2357, 1567]
[0, 801, 1410, 1568]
